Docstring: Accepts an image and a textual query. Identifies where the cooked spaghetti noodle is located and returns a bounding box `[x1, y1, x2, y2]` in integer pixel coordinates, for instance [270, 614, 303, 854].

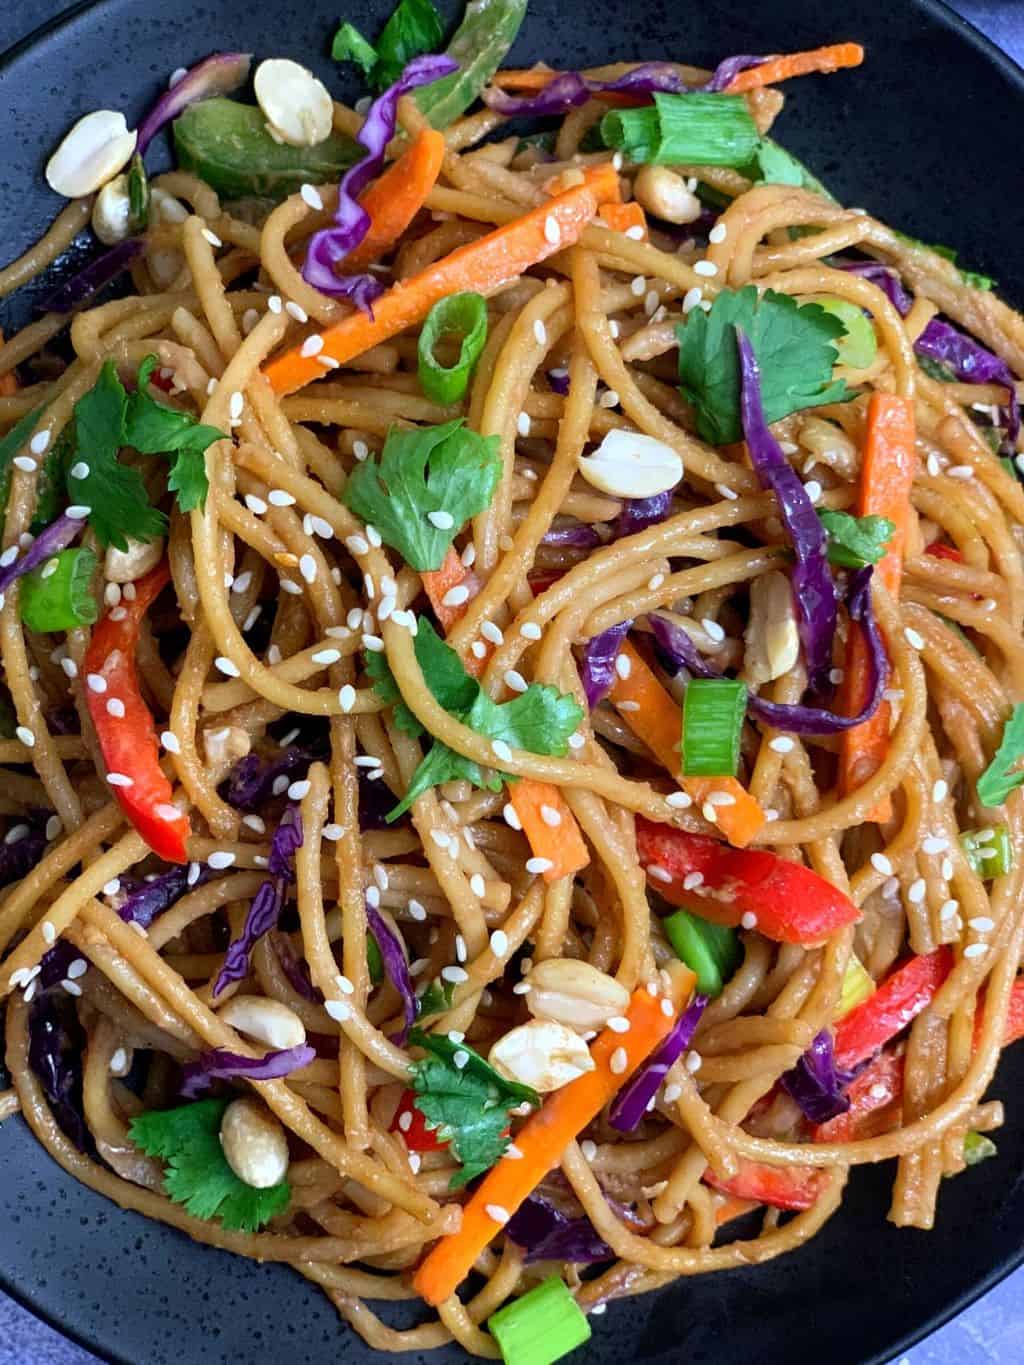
[1, 28, 1023, 1360]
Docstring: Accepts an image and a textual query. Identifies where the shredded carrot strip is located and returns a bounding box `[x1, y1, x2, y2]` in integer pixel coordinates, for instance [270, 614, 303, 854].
[265, 179, 604, 396]
[542, 163, 622, 204]
[724, 43, 865, 93]
[599, 201, 648, 239]
[420, 547, 482, 641]
[344, 129, 446, 271]
[412, 980, 691, 1306]
[609, 642, 764, 847]
[838, 394, 916, 822]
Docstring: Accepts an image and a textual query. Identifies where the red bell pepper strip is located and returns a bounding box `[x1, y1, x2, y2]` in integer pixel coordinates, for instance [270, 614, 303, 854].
[82, 562, 190, 864]
[972, 976, 1024, 1051]
[811, 1049, 905, 1143]
[636, 818, 860, 945]
[832, 947, 953, 1070]
[390, 1088, 448, 1152]
[703, 1156, 824, 1211]
[925, 541, 963, 564]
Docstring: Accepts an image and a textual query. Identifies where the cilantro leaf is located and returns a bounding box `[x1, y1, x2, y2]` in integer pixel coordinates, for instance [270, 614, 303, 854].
[382, 620, 583, 818]
[977, 704, 1024, 808]
[129, 1098, 290, 1232]
[818, 509, 895, 569]
[70, 361, 167, 551]
[408, 1028, 538, 1187]
[333, 0, 443, 90]
[751, 139, 834, 199]
[125, 355, 224, 512]
[342, 419, 501, 571]
[365, 648, 424, 736]
[416, 977, 455, 1017]
[676, 286, 855, 445]
[332, 21, 379, 79]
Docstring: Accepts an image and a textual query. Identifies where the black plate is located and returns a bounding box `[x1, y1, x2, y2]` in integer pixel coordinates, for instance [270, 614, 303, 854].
[2, 2, 1024, 1362]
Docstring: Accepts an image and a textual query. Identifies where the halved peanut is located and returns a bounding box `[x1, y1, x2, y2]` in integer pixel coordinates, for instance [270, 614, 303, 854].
[526, 958, 630, 1032]
[254, 59, 333, 148]
[218, 994, 306, 1050]
[219, 1098, 289, 1188]
[46, 110, 137, 199]
[578, 429, 683, 499]
[488, 1020, 595, 1093]
[743, 570, 800, 686]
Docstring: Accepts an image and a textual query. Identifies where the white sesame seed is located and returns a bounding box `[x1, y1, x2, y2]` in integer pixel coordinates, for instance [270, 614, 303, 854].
[442, 584, 471, 608]
[321, 822, 342, 841]
[479, 621, 504, 648]
[516, 410, 532, 437]
[694, 259, 718, 277]
[660, 997, 674, 1017]
[15, 725, 35, 748]
[740, 911, 758, 929]
[700, 618, 725, 644]
[298, 554, 317, 584]
[109, 606, 127, 621]
[607, 1016, 630, 1033]
[104, 697, 125, 719]
[543, 214, 560, 245]
[109, 1047, 128, 1075]
[520, 621, 542, 641]
[300, 182, 324, 211]
[160, 730, 181, 755]
[685, 1050, 702, 1073]
[682, 286, 704, 315]
[268, 488, 296, 507]
[869, 1083, 889, 1101]
[287, 779, 311, 801]
[666, 791, 692, 809]
[325, 999, 352, 1022]
[630, 275, 646, 297]
[708, 222, 728, 244]
[66, 505, 91, 519]
[526, 856, 553, 875]
[429, 829, 452, 851]
[682, 872, 704, 891]
[568, 732, 586, 750]
[968, 917, 995, 932]
[300, 334, 324, 357]
[804, 480, 822, 504]
[215, 656, 240, 677]
[13, 456, 37, 473]
[922, 836, 948, 855]
[610, 1047, 628, 1075]
[267, 294, 283, 314]
[485, 1203, 511, 1225]
[41, 921, 57, 945]
[644, 289, 660, 317]
[208, 851, 236, 870]
[532, 319, 547, 347]
[311, 648, 341, 666]
[106, 772, 133, 788]
[904, 627, 926, 651]
[244, 494, 267, 515]
[442, 965, 469, 984]
[201, 227, 222, 248]
[539, 804, 562, 829]
[648, 573, 665, 591]
[947, 464, 974, 480]
[871, 853, 894, 877]
[345, 534, 369, 557]
[701, 802, 718, 824]
[488, 929, 509, 959]
[66, 958, 88, 980]
[362, 634, 384, 652]
[227, 391, 244, 422]
[580, 1138, 598, 1162]
[427, 509, 455, 530]
[59, 657, 78, 680]
[503, 802, 523, 830]
[908, 878, 927, 904]
[61, 979, 82, 997]
[492, 738, 514, 763]
[625, 224, 645, 240]
[285, 300, 309, 323]
[29, 430, 51, 456]
[86, 673, 107, 693]
[941, 857, 954, 880]
[964, 943, 987, 960]
[647, 864, 673, 884]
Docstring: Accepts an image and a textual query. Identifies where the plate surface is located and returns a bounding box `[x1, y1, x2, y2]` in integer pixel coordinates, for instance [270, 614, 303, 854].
[2, 2, 1024, 1362]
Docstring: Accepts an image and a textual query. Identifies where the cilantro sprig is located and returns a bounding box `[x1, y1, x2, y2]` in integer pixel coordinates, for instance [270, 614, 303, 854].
[129, 1098, 290, 1232]
[408, 1028, 538, 1187]
[68, 357, 225, 549]
[818, 509, 895, 569]
[676, 286, 855, 445]
[369, 619, 583, 818]
[333, 0, 443, 90]
[977, 704, 1024, 809]
[342, 419, 501, 572]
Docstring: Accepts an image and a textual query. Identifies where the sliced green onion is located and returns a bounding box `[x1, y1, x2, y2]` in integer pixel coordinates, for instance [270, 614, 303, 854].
[961, 1130, 997, 1166]
[600, 93, 760, 168]
[366, 932, 384, 984]
[837, 951, 875, 1019]
[488, 1276, 591, 1365]
[18, 548, 98, 633]
[682, 677, 747, 777]
[814, 297, 878, 370]
[417, 292, 488, 404]
[663, 909, 741, 997]
[960, 824, 1013, 879]
[1000, 456, 1018, 480]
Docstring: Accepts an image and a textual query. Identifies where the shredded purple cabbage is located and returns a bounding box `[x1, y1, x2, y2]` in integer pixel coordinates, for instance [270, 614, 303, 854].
[365, 903, 417, 1044]
[780, 1029, 855, 1124]
[546, 367, 570, 395]
[505, 1193, 614, 1264]
[222, 743, 321, 811]
[213, 805, 302, 996]
[481, 55, 768, 117]
[271, 930, 322, 1002]
[611, 491, 673, 540]
[648, 567, 884, 736]
[28, 995, 90, 1150]
[118, 863, 213, 930]
[179, 1041, 315, 1098]
[581, 619, 632, 709]
[836, 260, 1019, 443]
[39, 238, 145, 315]
[608, 993, 708, 1132]
[541, 520, 602, 549]
[735, 326, 837, 691]
[137, 52, 252, 156]
[303, 54, 457, 308]
[0, 513, 86, 598]
[0, 821, 48, 889]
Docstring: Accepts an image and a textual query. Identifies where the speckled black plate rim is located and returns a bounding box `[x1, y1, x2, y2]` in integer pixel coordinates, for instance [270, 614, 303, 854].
[2, 1, 1024, 1363]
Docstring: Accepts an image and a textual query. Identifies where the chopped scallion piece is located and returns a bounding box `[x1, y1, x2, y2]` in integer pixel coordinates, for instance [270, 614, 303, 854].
[814, 296, 878, 370]
[417, 292, 488, 404]
[600, 93, 760, 168]
[961, 1130, 997, 1166]
[366, 931, 384, 984]
[663, 908, 741, 997]
[682, 677, 747, 776]
[18, 548, 98, 633]
[487, 1276, 591, 1365]
[960, 824, 1013, 879]
[837, 951, 875, 1019]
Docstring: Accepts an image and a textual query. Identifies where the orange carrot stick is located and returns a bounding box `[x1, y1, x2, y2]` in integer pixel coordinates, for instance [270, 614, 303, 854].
[599, 201, 648, 240]
[542, 162, 622, 204]
[838, 394, 916, 822]
[608, 641, 765, 847]
[490, 66, 558, 91]
[419, 553, 588, 872]
[412, 979, 692, 1306]
[725, 43, 865, 93]
[509, 780, 590, 881]
[344, 129, 446, 271]
[265, 179, 604, 396]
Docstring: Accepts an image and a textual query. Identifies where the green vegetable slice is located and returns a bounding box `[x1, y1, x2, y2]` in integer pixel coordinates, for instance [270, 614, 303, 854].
[173, 99, 360, 202]
[601, 93, 760, 167]
[814, 296, 878, 370]
[682, 677, 747, 777]
[417, 292, 488, 403]
[663, 909, 741, 997]
[818, 509, 895, 569]
[488, 1277, 591, 1365]
[960, 824, 1013, 879]
[416, 0, 529, 128]
[19, 548, 98, 633]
